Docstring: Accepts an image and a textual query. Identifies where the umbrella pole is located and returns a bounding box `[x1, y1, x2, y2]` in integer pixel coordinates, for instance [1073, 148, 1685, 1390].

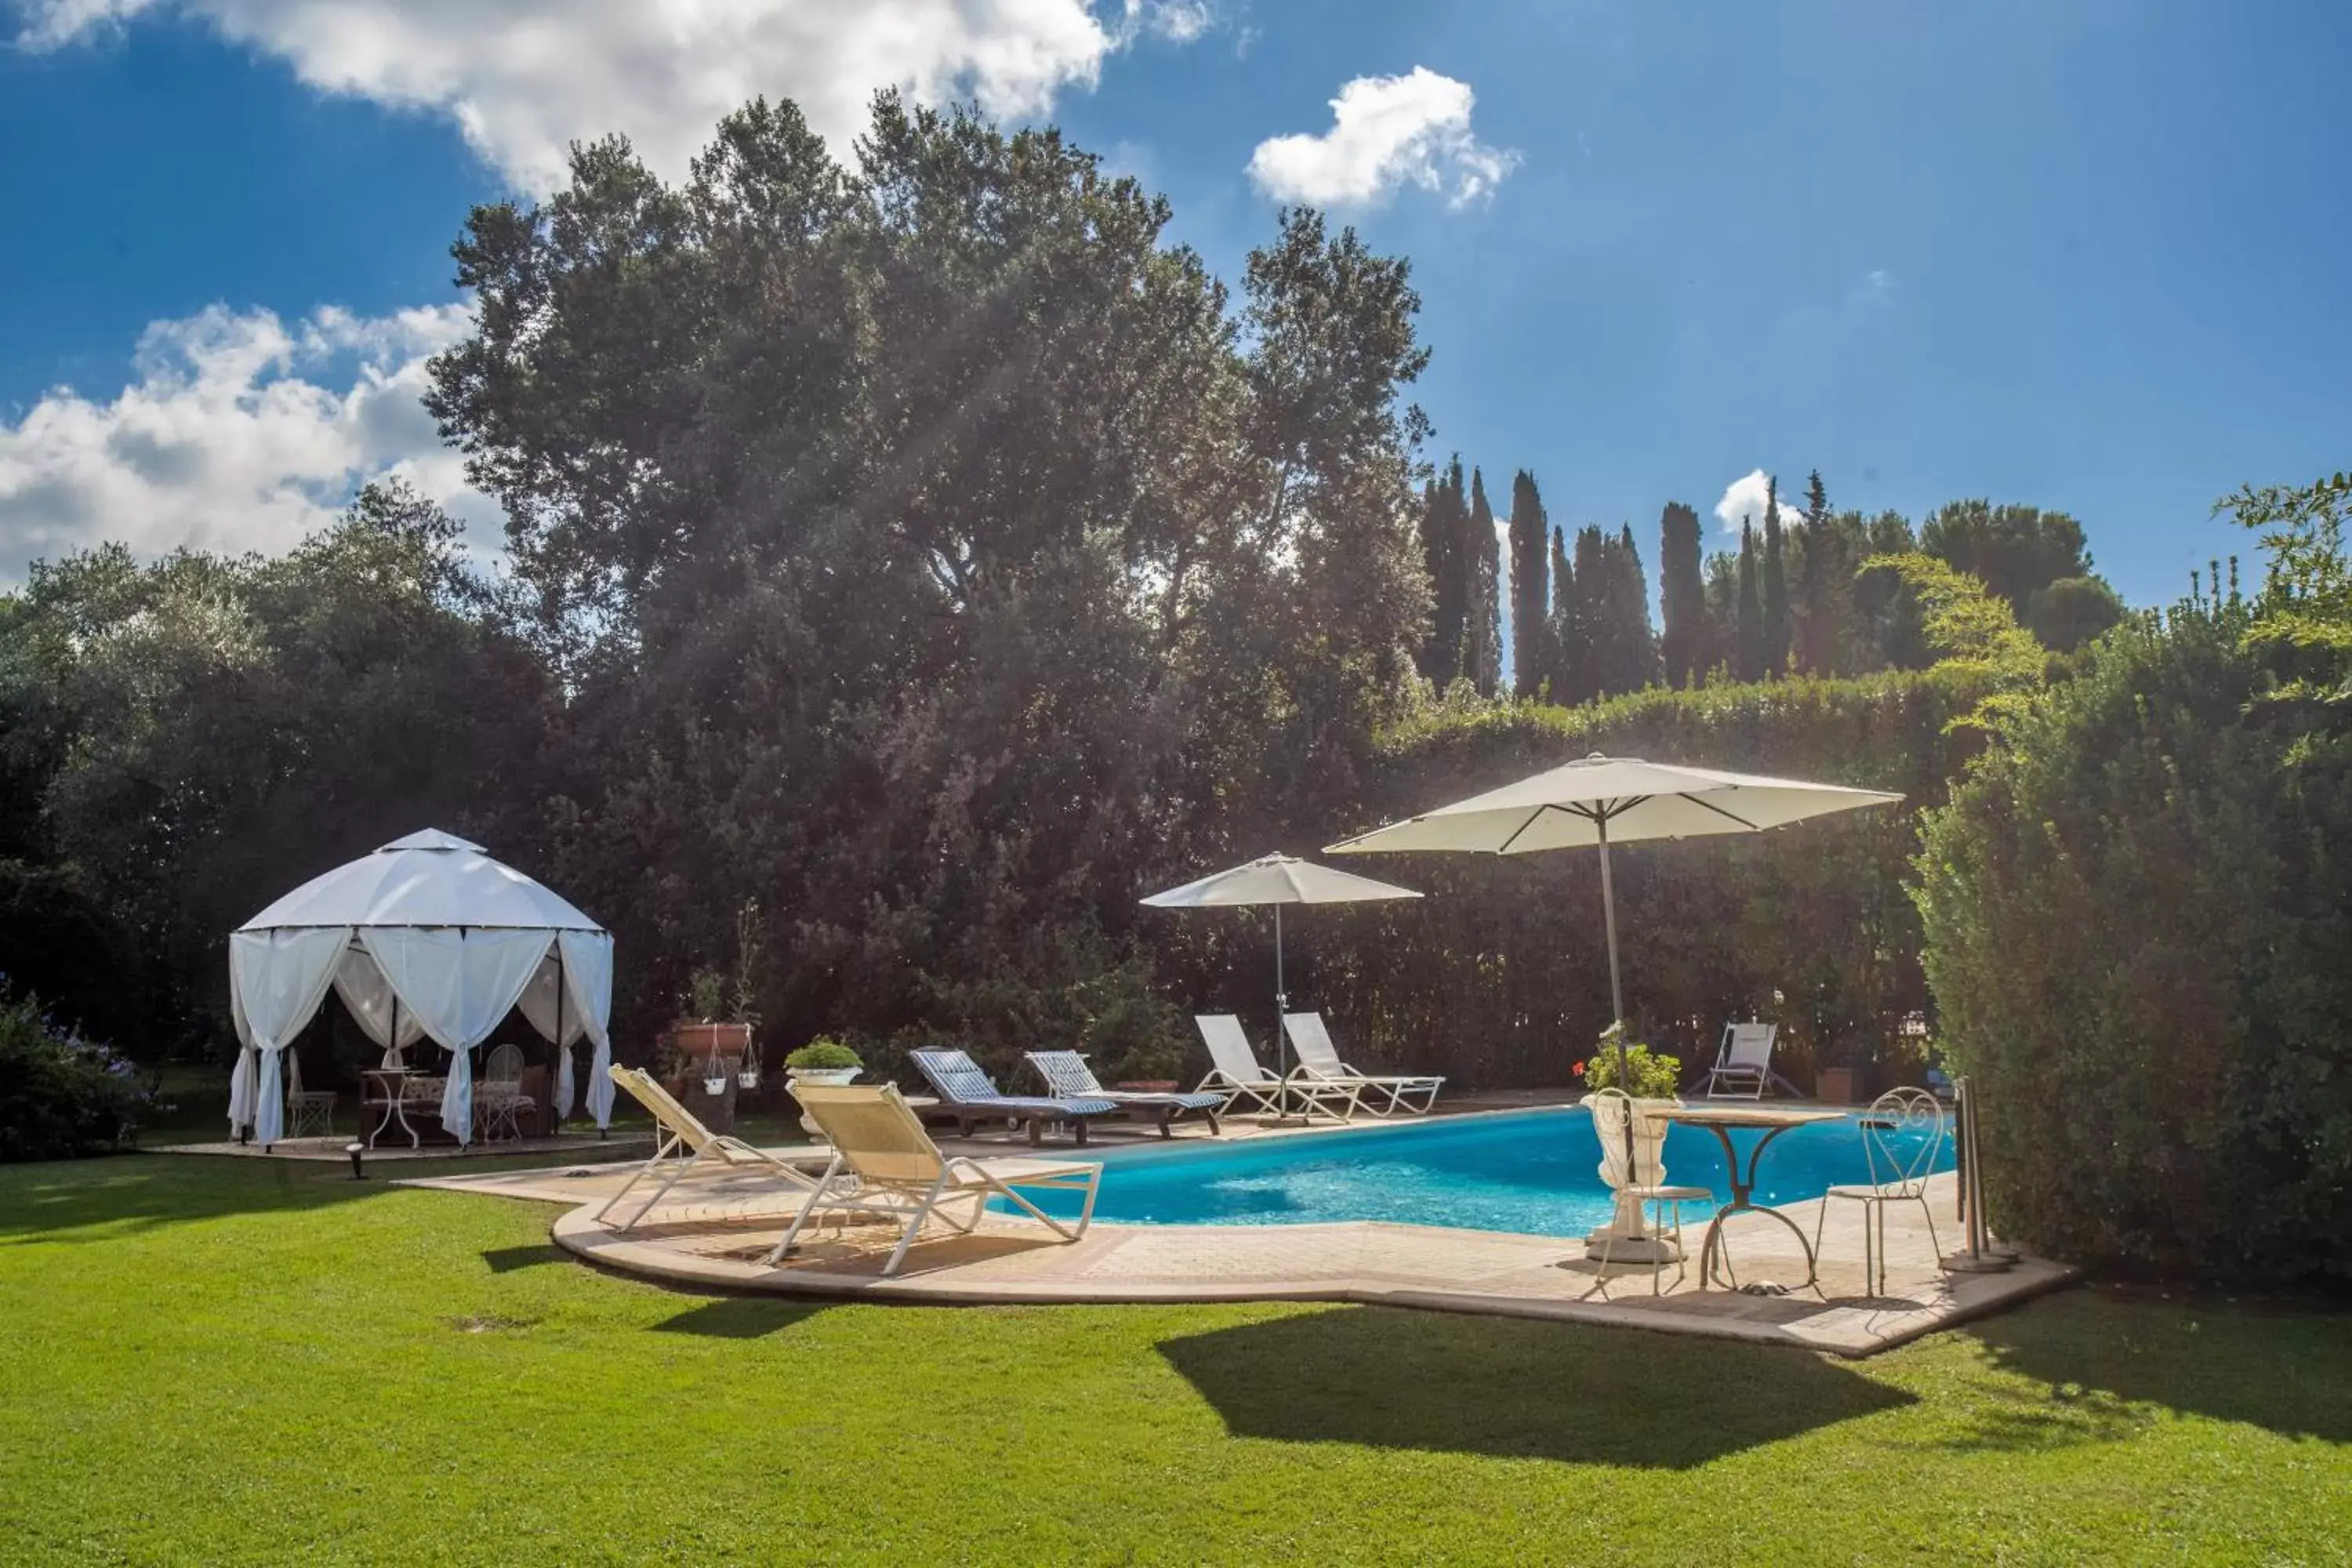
[1273, 905, 1291, 1120]
[1596, 813, 1628, 1087]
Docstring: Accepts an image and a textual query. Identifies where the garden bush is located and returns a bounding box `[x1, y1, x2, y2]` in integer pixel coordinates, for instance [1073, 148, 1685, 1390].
[0, 987, 153, 1161]
[1914, 601, 2352, 1283]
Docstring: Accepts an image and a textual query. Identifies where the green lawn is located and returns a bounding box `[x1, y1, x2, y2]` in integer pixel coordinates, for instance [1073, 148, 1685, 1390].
[1, 1156, 2345, 1566]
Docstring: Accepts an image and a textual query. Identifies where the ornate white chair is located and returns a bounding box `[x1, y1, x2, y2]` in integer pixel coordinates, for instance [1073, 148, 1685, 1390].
[476, 1043, 535, 1142]
[285, 1051, 337, 1139]
[1814, 1087, 1947, 1296]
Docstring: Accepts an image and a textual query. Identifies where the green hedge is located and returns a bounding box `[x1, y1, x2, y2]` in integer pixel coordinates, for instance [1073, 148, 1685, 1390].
[1915, 604, 2352, 1283]
[0, 990, 151, 1162]
[1279, 668, 1990, 1091]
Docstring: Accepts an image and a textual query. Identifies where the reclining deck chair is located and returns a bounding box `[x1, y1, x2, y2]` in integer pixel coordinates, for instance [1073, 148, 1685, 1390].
[1281, 1011, 1443, 1115]
[1025, 1050, 1225, 1138]
[907, 1047, 1120, 1146]
[1704, 1022, 1782, 1099]
[764, 1083, 1102, 1276]
[593, 1065, 819, 1232]
[1192, 1014, 1361, 1120]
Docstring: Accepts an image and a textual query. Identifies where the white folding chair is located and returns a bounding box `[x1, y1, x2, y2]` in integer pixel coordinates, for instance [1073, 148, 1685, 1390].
[1192, 1014, 1360, 1120]
[1704, 1022, 1779, 1099]
[285, 1051, 337, 1139]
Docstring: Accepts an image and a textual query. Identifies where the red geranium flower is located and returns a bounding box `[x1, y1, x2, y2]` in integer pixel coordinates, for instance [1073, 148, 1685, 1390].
[1572, 1060, 1586, 1077]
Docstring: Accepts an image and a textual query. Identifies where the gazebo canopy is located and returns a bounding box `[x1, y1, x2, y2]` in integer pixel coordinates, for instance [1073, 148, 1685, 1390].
[227, 829, 615, 1148]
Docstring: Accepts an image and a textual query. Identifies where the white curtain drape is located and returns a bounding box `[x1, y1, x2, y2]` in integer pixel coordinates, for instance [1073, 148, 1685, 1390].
[565, 931, 615, 1130]
[360, 927, 554, 1145]
[227, 927, 354, 1145]
[332, 948, 428, 1066]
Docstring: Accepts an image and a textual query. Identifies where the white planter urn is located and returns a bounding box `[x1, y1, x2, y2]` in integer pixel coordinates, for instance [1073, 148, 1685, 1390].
[1584, 1095, 1683, 1263]
[787, 1067, 862, 1139]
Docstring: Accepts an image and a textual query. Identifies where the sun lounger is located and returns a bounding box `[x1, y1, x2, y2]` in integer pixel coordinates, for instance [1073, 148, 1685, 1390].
[1191, 1014, 1361, 1120]
[907, 1047, 1120, 1146]
[1025, 1049, 1225, 1138]
[593, 1065, 819, 1232]
[764, 1083, 1102, 1276]
[1704, 1022, 1781, 1099]
[1280, 1011, 1444, 1115]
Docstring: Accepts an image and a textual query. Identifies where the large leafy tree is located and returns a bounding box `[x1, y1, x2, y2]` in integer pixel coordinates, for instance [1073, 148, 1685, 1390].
[426, 95, 1436, 1064]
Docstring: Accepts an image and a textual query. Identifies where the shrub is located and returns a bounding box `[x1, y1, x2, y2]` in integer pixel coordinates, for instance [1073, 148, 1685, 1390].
[785, 1038, 861, 1071]
[1577, 1032, 1682, 1098]
[0, 989, 152, 1161]
[1914, 601, 2352, 1283]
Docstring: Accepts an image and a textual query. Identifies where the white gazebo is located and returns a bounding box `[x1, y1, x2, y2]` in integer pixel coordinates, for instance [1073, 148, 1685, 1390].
[225, 829, 615, 1148]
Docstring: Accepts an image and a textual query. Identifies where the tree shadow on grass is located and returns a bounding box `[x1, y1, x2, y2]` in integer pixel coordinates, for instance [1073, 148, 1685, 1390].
[1950, 1287, 2352, 1448]
[652, 1297, 829, 1338]
[1159, 1305, 1913, 1467]
[481, 1243, 565, 1273]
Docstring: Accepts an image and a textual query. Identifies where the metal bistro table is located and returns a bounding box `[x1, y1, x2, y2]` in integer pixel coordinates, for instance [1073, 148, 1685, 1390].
[361, 1067, 426, 1149]
[1662, 1104, 1845, 1291]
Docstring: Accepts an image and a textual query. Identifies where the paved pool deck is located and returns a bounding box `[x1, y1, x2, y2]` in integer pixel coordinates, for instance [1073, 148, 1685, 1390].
[402, 1100, 2073, 1357]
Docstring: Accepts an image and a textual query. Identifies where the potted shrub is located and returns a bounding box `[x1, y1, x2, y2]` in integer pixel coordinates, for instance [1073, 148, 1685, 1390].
[785, 1038, 863, 1138]
[1576, 1025, 1683, 1250]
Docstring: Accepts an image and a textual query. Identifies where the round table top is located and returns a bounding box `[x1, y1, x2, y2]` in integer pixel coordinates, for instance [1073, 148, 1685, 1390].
[1657, 1103, 1846, 1129]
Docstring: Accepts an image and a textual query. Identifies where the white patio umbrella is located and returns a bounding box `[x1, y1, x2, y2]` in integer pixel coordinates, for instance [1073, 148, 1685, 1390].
[1141, 853, 1423, 1096]
[1325, 753, 1903, 1084]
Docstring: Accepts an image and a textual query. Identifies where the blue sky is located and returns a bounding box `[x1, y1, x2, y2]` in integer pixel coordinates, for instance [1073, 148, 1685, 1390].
[3, 0, 2347, 605]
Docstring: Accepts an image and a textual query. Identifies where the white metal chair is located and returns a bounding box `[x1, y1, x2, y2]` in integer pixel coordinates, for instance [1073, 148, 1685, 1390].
[1280, 1012, 1444, 1115]
[285, 1051, 337, 1139]
[1585, 1088, 1712, 1295]
[1192, 1014, 1361, 1120]
[476, 1042, 535, 1142]
[1704, 1021, 1779, 1099]
[1813, 1087, 1947, 1297]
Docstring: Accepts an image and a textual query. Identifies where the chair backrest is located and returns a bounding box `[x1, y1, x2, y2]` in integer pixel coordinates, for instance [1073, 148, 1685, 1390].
[1194, 1015, 1271, 1085]
[1858, 1087, 1944, 1194]
[484, 1042, 525, 1085]
[791, 1083, 946, 1186]
[1586, 1087, 1671, 1189]
[1719, 1022, 1777, 1070]
[1027, 1050, 1105, 1098]
[1280, 1012, 1346, 1077]
[607, 1065, 717, 1156]
[908, 1047, 1004, 1105]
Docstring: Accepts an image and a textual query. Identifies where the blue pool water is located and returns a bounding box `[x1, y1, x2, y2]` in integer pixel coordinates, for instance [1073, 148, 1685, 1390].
[1003, 1107, 1951, 1239]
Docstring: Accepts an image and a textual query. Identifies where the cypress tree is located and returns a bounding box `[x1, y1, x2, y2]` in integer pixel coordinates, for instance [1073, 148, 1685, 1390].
[1761, 475, 1789, 677]
[1657, 500, 1705, 688]
[1613, 524, 1658, 692]
[1420, 459, 1470, 687]
[1547, 524, 1576, 701]
[1508, 471, 1552, 698]
[1793, 469, 1833, 673]
[1465, 467, 1502, 696]
[1735, 520, 1764, 682]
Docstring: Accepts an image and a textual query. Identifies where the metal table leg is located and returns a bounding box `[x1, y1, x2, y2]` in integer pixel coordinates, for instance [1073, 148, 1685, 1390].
[1693, 1123, 1819, 1292]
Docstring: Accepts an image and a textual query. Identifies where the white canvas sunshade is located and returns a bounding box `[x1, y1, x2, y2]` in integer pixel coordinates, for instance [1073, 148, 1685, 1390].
[1327, 753, 1901, 1063]
[1142, 853, 1421, 1091]
[227, 829, 615, 1146]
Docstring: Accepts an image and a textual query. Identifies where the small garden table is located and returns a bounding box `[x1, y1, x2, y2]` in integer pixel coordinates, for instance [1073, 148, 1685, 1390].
[361, 1068, 423, 1149]
[1660, 1104, 1844, 1291]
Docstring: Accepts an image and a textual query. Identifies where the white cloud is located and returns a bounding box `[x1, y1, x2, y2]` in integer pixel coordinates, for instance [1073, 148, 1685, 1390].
[18, 0, 1176, 194]
[1247, 67, 1519, 210]
[1712, 468, 1782, 535]
[0, 303, 490, 574]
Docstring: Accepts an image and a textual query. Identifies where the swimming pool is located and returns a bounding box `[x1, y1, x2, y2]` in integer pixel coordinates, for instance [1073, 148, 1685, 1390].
[1003, 1106, 1951, 1239]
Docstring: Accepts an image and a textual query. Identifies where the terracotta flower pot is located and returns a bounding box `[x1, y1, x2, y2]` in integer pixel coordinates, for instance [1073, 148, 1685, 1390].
[1816, 1065, 1865, 1105]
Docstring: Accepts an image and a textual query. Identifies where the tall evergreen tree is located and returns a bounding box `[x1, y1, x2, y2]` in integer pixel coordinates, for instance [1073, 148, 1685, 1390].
[1418, 459, 1470, 686]
[1465, 467, 1502, 696]
[1546, 524, 1577, 700]
[1734, 520, 1765, 681]
[1760, 475, 1790, 677]
[1792, 468, 1835, 674]
[1657, 500, 1706, 688]
[1507, 471, 1552, 698]
[1608, 524, 1659, 694]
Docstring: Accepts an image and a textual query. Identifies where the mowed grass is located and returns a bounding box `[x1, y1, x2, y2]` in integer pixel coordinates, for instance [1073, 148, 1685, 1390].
[1, 1156, 2346, 1567]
